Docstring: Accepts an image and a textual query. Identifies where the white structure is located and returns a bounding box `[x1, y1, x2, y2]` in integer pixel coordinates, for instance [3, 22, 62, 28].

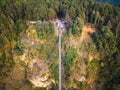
[30, 21, 37, 24]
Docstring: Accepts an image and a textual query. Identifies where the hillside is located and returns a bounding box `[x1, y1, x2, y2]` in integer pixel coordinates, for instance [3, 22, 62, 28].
[0, 0, 120, 90]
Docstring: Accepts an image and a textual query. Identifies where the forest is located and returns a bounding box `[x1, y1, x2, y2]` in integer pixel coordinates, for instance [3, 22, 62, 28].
[0, 0, 120, 90]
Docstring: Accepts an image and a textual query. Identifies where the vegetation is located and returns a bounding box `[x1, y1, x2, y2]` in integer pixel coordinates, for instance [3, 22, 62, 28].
[69, 17, 83, 36]
[35, 21, 55, 39]
[0, 0, 120, 90]
[14, 41, 24, 55]
[63, 47, 79, 79]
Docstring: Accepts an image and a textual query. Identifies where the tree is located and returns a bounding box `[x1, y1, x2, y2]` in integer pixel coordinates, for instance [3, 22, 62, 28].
[115, 23, 120, 50]
[94, 26, 117, 57]
[107, 20, 112, 29]
[69, 6, 76, 19]
[39, 5, 47, 20]
[71, 17, 83, 36]
[47, 8, 56, 19]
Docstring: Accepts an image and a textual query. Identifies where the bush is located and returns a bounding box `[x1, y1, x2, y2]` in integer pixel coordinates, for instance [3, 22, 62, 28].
[37, 87, 46, 90]
[14, 42, 23, 55]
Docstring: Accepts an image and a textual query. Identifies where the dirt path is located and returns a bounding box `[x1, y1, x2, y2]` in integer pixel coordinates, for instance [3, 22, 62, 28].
[81, 24, 95, 43]
[70, 24, 96, 47]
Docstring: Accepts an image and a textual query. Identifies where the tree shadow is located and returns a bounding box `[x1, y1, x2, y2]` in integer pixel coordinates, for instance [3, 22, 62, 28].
[57, 11, 65, 19]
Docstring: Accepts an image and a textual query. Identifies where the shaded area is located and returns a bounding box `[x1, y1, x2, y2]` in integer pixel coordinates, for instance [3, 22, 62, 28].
[90, 26, 120, 90]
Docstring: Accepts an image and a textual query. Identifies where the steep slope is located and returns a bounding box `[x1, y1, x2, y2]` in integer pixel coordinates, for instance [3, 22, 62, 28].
[61, 23, 99, 89]
[0, 0, 120, 90]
